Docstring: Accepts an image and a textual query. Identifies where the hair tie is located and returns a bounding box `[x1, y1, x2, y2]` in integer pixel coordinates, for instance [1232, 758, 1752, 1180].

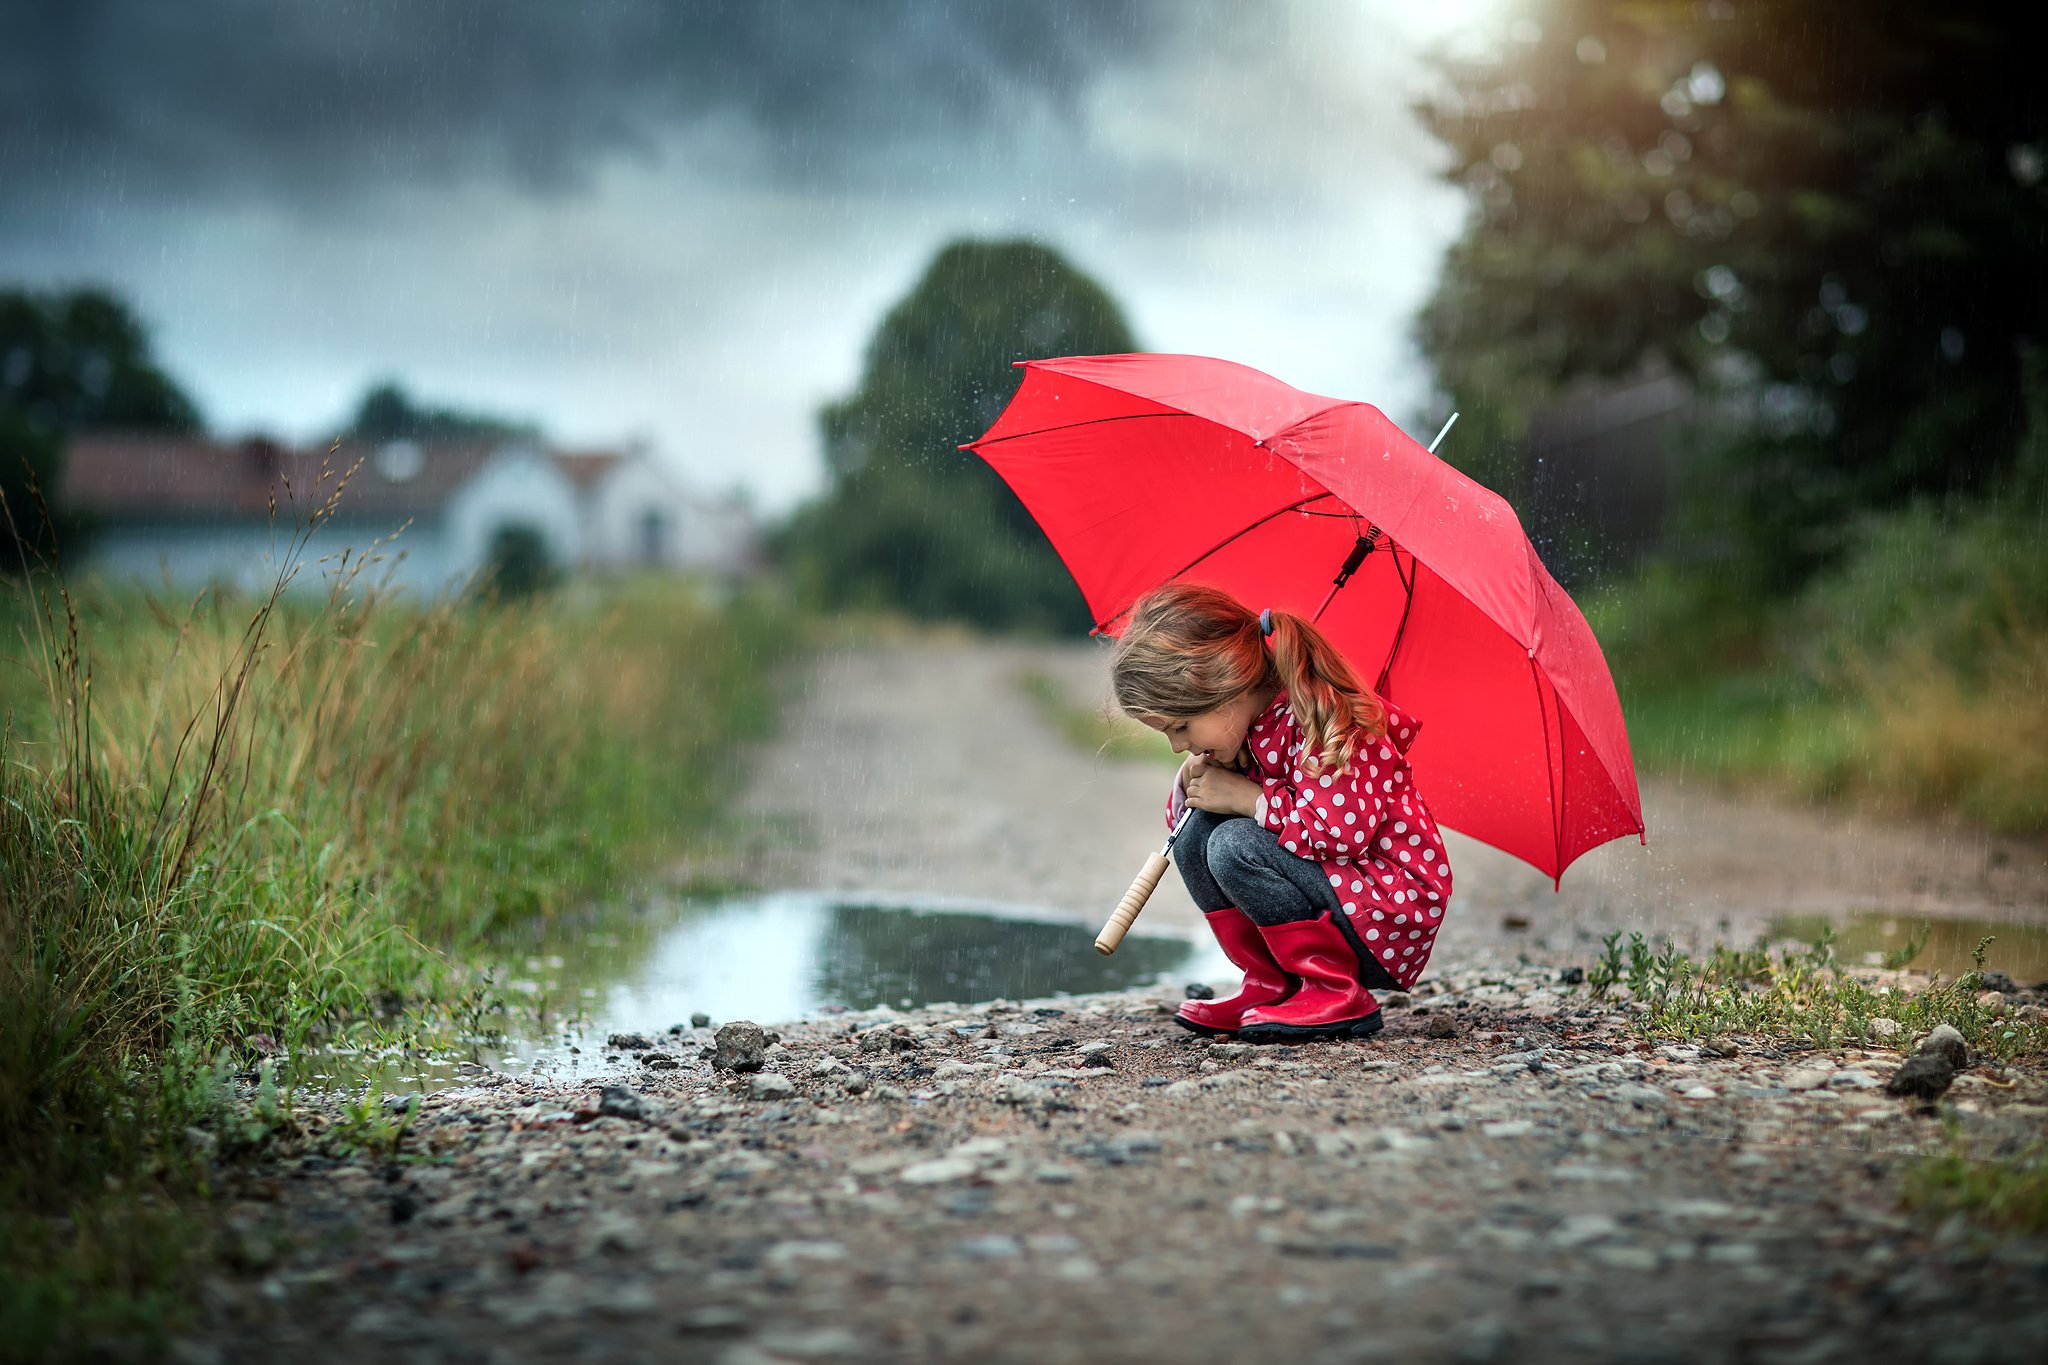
[1258, 608, 1275, 638]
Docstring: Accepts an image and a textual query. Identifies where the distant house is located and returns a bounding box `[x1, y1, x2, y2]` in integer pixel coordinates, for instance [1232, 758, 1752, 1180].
[59, 433, 757, 594]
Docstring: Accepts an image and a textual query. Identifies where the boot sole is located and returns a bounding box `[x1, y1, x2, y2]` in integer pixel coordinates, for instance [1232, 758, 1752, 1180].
[1238, 1011, 1385, 1045]
[1172, 1013, 1237, 1037]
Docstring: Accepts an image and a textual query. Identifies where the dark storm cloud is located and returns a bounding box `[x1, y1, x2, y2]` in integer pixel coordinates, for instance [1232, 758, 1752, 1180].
[2, 0, 1179, 210]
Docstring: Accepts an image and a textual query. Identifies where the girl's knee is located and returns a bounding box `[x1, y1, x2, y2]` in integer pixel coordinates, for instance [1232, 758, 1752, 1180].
[1203, 818, 1269, 878]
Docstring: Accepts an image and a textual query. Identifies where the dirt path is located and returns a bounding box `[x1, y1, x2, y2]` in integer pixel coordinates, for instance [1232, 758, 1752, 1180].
[181, 641, 2048, 1365]
[734, 640, 2048, 954]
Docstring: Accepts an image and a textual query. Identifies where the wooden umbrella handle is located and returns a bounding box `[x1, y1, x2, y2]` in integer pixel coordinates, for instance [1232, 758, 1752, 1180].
[1096, 850, 1171, 955]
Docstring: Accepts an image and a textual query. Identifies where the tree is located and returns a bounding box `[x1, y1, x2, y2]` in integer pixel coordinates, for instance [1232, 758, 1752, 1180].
[1416, 1, 2048, 585]
[343, 380, 541, 444]
[781, 238, 1139, 631]
[0, 288, 203, 565]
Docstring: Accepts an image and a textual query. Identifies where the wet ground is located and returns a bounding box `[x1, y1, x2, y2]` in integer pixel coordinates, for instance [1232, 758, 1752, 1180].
[183, 640, 2048, 1365]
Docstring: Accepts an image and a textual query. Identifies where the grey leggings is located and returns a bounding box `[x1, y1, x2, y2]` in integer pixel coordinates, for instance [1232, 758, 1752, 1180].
[1173, 810, 1342, 927]
[1176, 812, 1400, 989]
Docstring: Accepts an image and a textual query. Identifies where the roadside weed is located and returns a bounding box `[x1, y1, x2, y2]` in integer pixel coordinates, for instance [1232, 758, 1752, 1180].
[1587, 930, 2043, 1059]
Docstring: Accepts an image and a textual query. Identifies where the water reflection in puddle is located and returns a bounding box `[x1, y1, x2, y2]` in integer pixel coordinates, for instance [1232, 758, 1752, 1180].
[300, 892, 1226, 1093]
[1766, 911, 2048, 982]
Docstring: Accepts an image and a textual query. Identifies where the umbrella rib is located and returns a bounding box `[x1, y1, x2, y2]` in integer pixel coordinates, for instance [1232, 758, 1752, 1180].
[1374, 548, 1417, 696]
[966, 411, 1190, 449]
[1091, 492, 1342, 633]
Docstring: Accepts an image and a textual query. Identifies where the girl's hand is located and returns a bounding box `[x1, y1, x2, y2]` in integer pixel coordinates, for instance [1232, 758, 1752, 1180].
[1182, 755, 1260, 818]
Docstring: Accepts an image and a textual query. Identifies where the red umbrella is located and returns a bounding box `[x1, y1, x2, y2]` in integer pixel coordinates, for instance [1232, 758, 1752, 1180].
[963, 352, 1644, 884]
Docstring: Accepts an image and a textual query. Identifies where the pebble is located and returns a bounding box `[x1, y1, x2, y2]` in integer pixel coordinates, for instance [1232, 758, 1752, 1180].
[1917, 1024, 1968, 1069]
[1481, 1120, 1536, 1138]
[606, 1033, 655, 1052]
[951, 1234, 1024, 1261]
[1783, 1068, 1833, 1091]
[690, 1012, 712, 1029]
[1425, 1014, 1460, 1039]
[1885, 1053, 1955, 1100]
[1868, 1017, 1902, 1043]
[713, 1021, 770, 1073]
[597, 1085, 656, 1123]
[747, 1072, 796, 1101]
[1681, 1086, 1719, 1100]
[1184, 982, 1216, 1000]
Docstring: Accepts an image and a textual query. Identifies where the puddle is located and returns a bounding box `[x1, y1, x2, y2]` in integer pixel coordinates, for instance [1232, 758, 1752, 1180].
[1766, 911, 2048, 983]
[296, 891, 1226, 1094]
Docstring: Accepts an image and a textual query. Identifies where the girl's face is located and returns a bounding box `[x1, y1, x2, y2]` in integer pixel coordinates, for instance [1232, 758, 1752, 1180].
[1142, 687, 1271, 764]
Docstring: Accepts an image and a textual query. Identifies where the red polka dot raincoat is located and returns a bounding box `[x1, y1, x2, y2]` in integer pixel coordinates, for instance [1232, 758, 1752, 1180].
[1171, 691, 1452, 990]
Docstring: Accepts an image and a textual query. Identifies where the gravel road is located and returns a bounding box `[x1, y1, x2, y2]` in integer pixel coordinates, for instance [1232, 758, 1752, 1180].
[181, 641, 2048, 1365]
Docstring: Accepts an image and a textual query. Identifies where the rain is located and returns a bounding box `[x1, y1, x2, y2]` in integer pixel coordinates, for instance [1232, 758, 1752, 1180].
[3, 3, 2043, 1361]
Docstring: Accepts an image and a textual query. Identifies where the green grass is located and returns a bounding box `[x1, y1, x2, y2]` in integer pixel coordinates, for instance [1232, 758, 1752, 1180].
[0, 490, 789, 1358]
[1585, 928, 2046, 1060]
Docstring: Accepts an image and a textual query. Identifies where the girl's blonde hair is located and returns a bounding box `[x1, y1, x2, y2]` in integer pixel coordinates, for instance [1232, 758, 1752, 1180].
[1110, 582, 1387, 776]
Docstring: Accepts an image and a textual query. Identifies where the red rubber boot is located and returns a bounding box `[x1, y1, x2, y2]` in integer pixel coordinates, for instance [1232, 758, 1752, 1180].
[1237, 912, 1384, 1043]
[1175, 908, 1299, 1035]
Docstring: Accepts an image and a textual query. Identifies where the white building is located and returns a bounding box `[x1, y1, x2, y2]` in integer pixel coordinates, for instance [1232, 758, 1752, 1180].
[60, 433, 757, 595]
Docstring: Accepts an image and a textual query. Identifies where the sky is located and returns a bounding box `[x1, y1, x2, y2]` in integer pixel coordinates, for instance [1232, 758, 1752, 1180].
[2, 0, 1498, 513]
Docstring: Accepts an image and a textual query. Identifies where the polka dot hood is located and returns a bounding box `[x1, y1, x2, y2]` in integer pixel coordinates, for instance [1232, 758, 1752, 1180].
[1173, 691, 1452, 990]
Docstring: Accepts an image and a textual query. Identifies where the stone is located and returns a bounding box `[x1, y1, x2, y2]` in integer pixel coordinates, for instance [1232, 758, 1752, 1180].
[690, 1011, 712, 1029]
[1425, 1014, 1460, 1039]
[953, 1234, 1025, 1261]
[1916, 1024, 1968, 1069]
[858, 1025, 923, 1053]
[1978, 970, 2017, 994]
[1868, 1017, 1903, 1043]
[1681, 1086, 1719, 1100]
[1827, 1069, 1881, 1090]
[747, 1073, 796, 1101]
[712, 1021, 770, 1072]
[1480, 1120, 1535, 1138]
[597, 1085, 657, 1123]
[1380, 992, 1412, 1009]
[899, 1156, 980, 1185]
[1184, 982, 1216, 1000]
[1556, 967, 1586, 986]
[1885, 1052, 1955, 1100]
[581, 1210, 645, 1256]
[606, 1032, 655, 1052]
[1783, 1068, 1833, 1091]
[641, 1052, 679, 1070]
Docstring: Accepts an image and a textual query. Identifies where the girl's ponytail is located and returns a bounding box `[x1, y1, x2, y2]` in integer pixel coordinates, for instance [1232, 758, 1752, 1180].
[1265, 609, 1387, 777]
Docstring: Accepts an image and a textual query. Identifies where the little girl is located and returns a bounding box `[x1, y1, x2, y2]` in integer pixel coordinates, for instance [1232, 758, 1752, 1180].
[1110, 582, 1452, 1042]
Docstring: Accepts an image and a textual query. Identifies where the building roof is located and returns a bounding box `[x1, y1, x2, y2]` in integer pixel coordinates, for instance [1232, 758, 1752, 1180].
[61, 433, 626, 522]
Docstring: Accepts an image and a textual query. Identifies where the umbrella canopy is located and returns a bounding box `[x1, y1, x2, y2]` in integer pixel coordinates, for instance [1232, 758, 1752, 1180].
[963, 352, 1644, 883]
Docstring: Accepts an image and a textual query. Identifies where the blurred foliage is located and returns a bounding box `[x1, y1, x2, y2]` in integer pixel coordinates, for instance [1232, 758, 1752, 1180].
[342, 378, 542, 445]
[0, 288, 202, 568]
[1585, 486, 2048, 833]
[0, 288, 202, 434]
[780, 238, 1138, 632]
[1418, 0, 2047, 586]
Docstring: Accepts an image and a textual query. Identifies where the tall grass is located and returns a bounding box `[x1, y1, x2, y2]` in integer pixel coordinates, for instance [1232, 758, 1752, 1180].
[1584, 499, 2048, 834]
[0, 474, 785, 1354]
